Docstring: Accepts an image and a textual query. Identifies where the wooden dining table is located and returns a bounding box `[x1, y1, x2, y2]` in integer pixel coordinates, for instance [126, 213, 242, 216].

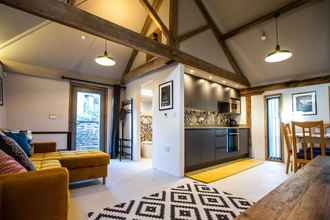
[236, 156, 330, 220]
[296, 132, 330, 145]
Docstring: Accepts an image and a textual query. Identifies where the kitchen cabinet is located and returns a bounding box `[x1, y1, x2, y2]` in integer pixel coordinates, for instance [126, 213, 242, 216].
[185, 128, 250, 171]
[185, 129, 215, 168]
[184, 74, 240, 111]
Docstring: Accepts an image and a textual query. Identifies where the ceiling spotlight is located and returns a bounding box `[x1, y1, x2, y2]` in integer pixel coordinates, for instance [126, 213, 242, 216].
[81, 35, 86, 40]
[190, 69, 195, 73]
[261, 31, 267, 41]
[208, 75, 213, 80]
[222, 80, 226, 84]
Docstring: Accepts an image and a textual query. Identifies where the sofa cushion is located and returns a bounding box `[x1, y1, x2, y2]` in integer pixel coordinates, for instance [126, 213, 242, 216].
[0, 149, 27, 174]
[0, 134, 35, 171]
[5, 131, 32, 156]
[31, 150, 110, 169]
[31, 159, 62, 171]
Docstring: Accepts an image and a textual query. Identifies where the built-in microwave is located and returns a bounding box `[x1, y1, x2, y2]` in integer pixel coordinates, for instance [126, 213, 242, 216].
[229, 98, 241, 114]
[218, 98, 241, 114]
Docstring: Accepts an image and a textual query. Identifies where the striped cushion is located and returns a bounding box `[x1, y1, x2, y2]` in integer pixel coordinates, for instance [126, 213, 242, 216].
[0, 149, 27, 175]
[0, 133, 35, 171]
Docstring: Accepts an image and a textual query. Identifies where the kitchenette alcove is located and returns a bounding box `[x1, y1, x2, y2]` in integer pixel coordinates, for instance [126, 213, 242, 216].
[184, 74, 250, 172]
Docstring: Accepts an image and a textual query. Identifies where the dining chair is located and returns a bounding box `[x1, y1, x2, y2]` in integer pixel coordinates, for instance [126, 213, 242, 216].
[291, 121, 326, 172]
[281, 122, 293, 174]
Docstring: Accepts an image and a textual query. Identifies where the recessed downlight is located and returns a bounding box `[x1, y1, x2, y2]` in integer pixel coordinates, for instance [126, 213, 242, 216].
[81, 35, 86, 40]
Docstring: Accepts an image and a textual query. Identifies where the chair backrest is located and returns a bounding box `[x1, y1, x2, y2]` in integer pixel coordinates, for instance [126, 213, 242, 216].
[291, 121, 325, 161]
[281, 123, 293, 155]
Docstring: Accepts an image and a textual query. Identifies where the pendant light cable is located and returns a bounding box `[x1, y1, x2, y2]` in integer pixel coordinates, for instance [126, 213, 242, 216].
[264, 13, 292, 63]
[275, 13, 280, 49]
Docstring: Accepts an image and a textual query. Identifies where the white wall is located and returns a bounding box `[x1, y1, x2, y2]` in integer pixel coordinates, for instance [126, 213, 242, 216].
[125, 64, 185, 177]
[251, 95, 266, 160]
[251, 83, 330, 161]
[5, 73, 70, 149]
[4, 73, 113, 151]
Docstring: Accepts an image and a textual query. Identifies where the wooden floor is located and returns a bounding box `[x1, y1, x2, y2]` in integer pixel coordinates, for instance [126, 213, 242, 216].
[237, 156, 330, 220]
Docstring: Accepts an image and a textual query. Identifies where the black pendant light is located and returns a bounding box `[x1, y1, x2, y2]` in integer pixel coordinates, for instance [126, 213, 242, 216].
[265, 14, 292, 63]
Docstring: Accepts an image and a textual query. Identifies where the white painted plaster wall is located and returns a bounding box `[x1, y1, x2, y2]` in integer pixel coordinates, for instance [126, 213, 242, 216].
[125, 64, 185, 177]
[4, 73, 113, 150]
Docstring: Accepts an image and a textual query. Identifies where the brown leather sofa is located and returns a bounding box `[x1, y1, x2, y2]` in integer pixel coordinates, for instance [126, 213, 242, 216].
[0, 142, 110, 220]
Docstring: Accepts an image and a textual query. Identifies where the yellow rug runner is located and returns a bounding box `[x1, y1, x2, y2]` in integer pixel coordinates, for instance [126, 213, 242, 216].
[185, 159, 263, 183]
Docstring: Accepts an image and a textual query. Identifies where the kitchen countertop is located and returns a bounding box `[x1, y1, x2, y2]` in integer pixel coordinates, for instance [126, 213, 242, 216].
[185, 126, 249, 129]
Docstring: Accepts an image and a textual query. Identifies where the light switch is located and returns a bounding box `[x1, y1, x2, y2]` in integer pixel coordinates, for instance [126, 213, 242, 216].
[49, 114, 57, 120]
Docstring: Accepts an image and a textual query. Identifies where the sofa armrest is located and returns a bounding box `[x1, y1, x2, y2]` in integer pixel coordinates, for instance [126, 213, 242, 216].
[32, 141, 57, 153]
[0, 168, 69, 220]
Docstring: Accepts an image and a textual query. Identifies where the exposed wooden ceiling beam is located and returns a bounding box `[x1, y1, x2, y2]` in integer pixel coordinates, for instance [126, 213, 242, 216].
[194, 0, 250, 85]
[139, 0, 170, 40]
[240, 75, 330, 96]
[177, 25, 210, 42]
[0, 0, 249, 86]
[121, 0, 163, 82]
[123, 58, 171, 83]
[222, 0, 322, 40]
[169, 0, 178, 47]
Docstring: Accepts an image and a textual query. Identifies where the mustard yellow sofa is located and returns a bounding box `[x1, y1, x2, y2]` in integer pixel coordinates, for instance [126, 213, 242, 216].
[0, 142, 110, 220]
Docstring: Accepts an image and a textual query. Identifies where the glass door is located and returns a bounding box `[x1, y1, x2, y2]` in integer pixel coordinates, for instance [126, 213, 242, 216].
[70, 83, 107, 151]
[266, 95, 282, 161]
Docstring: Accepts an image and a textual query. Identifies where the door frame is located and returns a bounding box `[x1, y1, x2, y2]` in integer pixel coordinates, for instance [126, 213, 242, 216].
[69, 82, 108, 152]
[264, 94, 284, 161]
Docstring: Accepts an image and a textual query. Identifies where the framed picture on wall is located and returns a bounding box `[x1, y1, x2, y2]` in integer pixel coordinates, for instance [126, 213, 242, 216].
[292, 91, 317, 115]
[0, 78, 3, 106]
[159, 80, 173, 111]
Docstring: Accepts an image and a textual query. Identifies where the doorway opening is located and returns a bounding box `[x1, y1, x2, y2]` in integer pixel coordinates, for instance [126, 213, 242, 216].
[70, 83, 107, 152]
[140, 81, 154, 160]
[265, 95, 283, 161]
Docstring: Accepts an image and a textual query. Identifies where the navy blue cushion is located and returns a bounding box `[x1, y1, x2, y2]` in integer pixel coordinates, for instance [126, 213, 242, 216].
[5, 132, 32, 156]
[297, 147, 330, 159]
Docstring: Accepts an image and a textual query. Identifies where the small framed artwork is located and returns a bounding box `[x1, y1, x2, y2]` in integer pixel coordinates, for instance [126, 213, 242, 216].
[159, 80, 173, 111]
[292, 91, 317, 115]
[0, 79, 3, 106]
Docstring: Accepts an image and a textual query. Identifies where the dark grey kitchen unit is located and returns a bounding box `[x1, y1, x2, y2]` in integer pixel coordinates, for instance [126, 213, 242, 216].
[185, 128, 250, 172]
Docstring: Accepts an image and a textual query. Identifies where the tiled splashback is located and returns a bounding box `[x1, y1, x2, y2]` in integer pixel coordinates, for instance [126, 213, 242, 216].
[140, 115, 152, 142]
[185, 108, 229, 127]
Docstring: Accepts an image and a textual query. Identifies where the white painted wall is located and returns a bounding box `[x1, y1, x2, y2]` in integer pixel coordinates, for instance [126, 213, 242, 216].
[4, 73, 113, 151]
[5, 73, 70, 149]
[125, 64, 185, 177]
[251, 83, 330, 161]
[251, 95, 266, 160]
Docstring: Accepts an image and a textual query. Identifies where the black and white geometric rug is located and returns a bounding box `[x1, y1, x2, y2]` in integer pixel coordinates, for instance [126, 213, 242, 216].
[88, 182, 253, 220]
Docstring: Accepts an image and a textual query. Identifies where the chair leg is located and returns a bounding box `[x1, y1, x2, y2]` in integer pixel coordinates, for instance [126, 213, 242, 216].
[102, 177, 106, 185]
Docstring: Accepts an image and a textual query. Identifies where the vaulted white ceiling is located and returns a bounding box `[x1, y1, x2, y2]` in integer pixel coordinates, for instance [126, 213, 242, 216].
[178, 0, 330, 86]
[0, 0, 329, 86]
